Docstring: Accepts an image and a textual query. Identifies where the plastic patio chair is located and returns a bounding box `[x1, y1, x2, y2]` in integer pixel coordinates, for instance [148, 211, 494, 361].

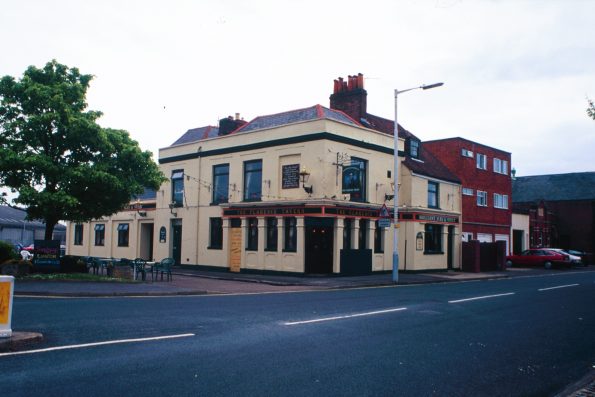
[132, 258, 148, 281]
[154, 257, 175, 281]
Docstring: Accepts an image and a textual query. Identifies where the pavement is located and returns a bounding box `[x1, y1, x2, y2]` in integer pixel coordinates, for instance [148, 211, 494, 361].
[6, 265, 595, 396]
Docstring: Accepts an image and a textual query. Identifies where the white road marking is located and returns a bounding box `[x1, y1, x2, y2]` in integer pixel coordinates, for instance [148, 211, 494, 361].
[448, 292, 515, 304]
[538, 284, 579, 291]
[284, 307, 407, 326]
[0, 333, 195, 358]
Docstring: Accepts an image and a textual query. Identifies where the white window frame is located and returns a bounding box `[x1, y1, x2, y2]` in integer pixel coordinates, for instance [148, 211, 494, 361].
[462, 187, 474, 196]
[493, 193, 509, 209]
[476, 153, 487, 170]
[493, 158, 508, 175]
[461, 148, 473, 158]
[477, 190, 488, 206]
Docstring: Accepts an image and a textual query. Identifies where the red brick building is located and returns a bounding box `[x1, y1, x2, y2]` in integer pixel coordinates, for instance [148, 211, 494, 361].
[423, 138, 512, 253]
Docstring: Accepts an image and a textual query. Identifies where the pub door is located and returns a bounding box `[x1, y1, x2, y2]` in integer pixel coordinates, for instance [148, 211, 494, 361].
[305, 217, 334, 274]
[171, 219, 182, 266]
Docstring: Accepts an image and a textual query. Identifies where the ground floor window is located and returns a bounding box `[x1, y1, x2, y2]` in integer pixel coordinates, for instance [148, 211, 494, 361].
[266, 217, 278, 251]
[284, 217, 297, 252]
[246, 218, 258, 251]
[424, 224, 442, 254]
[94, 224, 105, 246]
[374, 220, 384, 253]
[343, 218, 353, 249]
[358, 219, 368, 249]
[117, 223, 129, 247]
[209, 218, 223, 249]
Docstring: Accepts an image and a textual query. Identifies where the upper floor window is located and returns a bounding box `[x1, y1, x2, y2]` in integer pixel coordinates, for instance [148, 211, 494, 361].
[212, 164, 229, 204]
[476, 153, 487, 170]
[461, 148, 474, 158]
[462, 187, 474, 196]
[477, 191, 488, 206]
[494, 193, 509, 209]
[428, 181, 439, 208]
[493, 158, 508, 175]
[94, 224, 105, 246]
[74, 224, 83, 245]
[117, 223, 129, 247]
[409, 139, 420, 158]
[243, 160, 262, 201]
[171, 170, 184, 207]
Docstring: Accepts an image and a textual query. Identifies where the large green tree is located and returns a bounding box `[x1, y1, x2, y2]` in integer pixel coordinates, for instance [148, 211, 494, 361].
[588, 98, 595, 120]
[0, 60, 165, 240]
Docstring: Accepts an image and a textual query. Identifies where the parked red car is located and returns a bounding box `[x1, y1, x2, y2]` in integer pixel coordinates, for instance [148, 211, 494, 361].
[506, 249, 571, 269]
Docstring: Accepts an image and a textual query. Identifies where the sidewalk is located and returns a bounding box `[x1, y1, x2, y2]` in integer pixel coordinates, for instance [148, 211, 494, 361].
[13, 266, 565, 297]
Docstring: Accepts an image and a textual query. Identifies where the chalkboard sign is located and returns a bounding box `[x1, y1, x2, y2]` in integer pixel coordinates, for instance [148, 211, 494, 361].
[282, 164, 300, 189]
[159, 226, 166, 243]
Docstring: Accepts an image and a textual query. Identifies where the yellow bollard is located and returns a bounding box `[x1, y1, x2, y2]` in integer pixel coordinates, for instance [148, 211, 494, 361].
[0, 275, 15, 338]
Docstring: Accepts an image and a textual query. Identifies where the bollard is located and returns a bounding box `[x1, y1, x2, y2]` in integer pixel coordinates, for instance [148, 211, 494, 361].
[0, 275, 15, 338]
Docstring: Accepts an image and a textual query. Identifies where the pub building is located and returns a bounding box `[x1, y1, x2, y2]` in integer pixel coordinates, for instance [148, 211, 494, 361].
[67, 76, 462, 274]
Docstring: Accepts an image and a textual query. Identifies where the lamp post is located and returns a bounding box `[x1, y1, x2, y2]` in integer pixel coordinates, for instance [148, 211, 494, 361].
[392, 82, 443, 283]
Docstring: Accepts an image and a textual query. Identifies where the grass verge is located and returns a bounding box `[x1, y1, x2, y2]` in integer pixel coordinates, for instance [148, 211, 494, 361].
[18, 273, 133, 282]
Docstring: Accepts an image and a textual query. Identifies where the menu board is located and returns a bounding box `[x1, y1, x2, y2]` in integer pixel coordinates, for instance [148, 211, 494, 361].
[282, 164, 300, 189]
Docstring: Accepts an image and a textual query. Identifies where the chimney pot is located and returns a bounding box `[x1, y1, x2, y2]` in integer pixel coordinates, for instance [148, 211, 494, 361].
[235, 112, 240, 120]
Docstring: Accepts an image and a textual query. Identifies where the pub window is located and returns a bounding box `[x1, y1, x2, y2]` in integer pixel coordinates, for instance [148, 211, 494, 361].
[212, 164, 229, 204]
[117, 223, 129, 247]
[94, 224, 105, 246]
[171, 170, 184, 207]
[343, 218, 353, 249]
[358, 219, 368, 250]
[209, 218, 223, 249]
[424, 224, 443, 254]
[266, 217, 278, 251]
[428, 181, 439, 208]
[283, 217, 297, 252]
[243, 160, 262, 201]
[246, 218, 258, 251]
[74, 224, 83, 245]
[374, 220, 384, 253]
[348, 157, 367, 203]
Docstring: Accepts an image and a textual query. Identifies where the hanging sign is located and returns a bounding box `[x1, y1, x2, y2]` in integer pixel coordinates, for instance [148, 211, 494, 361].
[342, 162, 363, 194]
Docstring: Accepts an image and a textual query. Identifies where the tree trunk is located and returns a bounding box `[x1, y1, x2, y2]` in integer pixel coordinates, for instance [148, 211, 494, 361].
[44, 221, 56, 241]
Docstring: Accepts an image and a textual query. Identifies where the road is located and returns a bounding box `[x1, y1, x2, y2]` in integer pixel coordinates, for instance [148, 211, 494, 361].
[2, 270, 594, 396]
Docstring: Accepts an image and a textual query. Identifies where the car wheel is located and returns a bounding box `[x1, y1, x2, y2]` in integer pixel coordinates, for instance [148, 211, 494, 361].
[544, 261, 553, 270]
[506, 260, 513, 268]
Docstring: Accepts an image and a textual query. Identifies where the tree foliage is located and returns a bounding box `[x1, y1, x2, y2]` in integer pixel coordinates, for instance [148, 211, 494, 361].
[0, 60, 165, 239]
[588, 98, 595, 121]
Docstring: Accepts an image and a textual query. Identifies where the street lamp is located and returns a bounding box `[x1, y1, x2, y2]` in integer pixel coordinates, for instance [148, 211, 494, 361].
[392, 82, 443, 283]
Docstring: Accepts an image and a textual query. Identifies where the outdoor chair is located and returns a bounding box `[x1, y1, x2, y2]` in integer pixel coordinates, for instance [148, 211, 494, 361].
[154, 257, 175, 281]
[132, 258, 149, 281]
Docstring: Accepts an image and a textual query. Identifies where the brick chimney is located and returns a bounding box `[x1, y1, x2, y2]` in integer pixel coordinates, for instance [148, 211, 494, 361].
[218, 114, 246, 136]
[329, 73, 366, 122]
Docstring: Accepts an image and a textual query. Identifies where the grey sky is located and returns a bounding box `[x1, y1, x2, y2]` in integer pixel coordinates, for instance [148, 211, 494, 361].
[1, 0, 594, 177]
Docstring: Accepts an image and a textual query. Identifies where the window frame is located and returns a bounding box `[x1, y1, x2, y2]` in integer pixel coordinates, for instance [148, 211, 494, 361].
[494, 193, 509, 209]
[74, 224, 84, 246]
[428, 181, 439, 209]
[374, 220, 384, 253]
[171, 169, 184, 207]
[493, 158, 508, 175]
[462, 187, 474, 196]
[94, 224, 105, 246]
[265, 217, 278, 251]
[243, 160, 263, 202]
[476, 153, 487, 170]
[477, 190, 488, 207]
[424, 224, 443, 254]
[409, 139, 420, 158]
[358, 219, 368, 250]
[209, 217, 223, 249]
[283, 217, 297, 252]
[117, 223, 129, 247]
[343, 218, 353, 250]
[212, 164, 230, 204]
[246, 217, 258, 251]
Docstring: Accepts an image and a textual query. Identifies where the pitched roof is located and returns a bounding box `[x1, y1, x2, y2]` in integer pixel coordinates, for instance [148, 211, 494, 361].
[235, 104, 361, 133]
[403, 147, 461, 184]
[171, 126, 219, 146]
[512, 172, 595, 202]
[0, 205, 66, 229]
[360, 113, 420, 141]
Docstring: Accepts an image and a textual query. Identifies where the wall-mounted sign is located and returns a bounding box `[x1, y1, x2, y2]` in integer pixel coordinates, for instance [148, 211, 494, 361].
[224, 207, 322, 217]
[282, 164, 300, 189]
[416, 214, 459, 224]
[416, 232, 424, 251]
[159, 226, 167, 243]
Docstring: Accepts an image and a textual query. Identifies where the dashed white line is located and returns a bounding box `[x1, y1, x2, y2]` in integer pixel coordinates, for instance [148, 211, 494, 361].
[448, 292, 515, 304]
[538, 284, 579, 291]
[0, 333, 195, 358]
[284, 307, 407, 326]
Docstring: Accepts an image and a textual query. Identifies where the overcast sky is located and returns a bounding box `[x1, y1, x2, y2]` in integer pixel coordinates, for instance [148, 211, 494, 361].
[2, 0, 594, 177]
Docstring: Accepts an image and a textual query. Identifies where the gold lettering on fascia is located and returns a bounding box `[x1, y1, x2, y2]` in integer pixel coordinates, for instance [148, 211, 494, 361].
[232, 208, 306, 216]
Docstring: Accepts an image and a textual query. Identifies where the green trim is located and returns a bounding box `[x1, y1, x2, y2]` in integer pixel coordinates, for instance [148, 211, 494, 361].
[160, 132, 404, 164]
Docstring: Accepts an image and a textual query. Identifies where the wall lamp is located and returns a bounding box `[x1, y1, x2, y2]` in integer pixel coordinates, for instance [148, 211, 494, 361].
[168, 202, 177, 217]
[299, 167, 313, 194]
[138, 211, 147, 217]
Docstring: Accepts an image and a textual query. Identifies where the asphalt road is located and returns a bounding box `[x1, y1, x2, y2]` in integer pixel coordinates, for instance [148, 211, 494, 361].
[2, 270, 594, 396]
